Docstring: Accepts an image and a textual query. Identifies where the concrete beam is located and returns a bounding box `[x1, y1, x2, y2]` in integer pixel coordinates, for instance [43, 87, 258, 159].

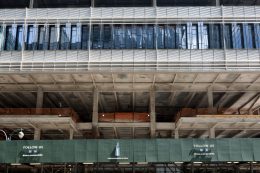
[232, 130, 247, 138]
[224, 93, 258, 114]
[150, 87, 156, 138]
[36, 88, 44, 108]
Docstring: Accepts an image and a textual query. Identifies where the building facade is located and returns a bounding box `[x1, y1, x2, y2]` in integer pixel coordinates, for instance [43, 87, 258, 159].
[0, 0, 260, 172]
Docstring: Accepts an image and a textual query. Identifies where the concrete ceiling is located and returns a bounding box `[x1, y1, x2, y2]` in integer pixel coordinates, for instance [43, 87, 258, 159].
[0, 72, 259, 122]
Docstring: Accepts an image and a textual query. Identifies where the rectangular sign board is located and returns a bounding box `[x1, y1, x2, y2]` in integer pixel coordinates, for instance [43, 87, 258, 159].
[0, 139, 259, 163]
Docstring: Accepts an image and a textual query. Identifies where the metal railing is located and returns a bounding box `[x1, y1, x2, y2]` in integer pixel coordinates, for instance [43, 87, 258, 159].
[0, 49, 259, 72]
[0, 6, 260, 22]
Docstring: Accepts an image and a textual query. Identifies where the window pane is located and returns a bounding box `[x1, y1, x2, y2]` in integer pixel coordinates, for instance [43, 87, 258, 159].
[156, 25, 165, 49]
[187, 23, 198, 49]
[82, 25, 89, 49]
[5, 26, 16, 51]
[176, 25, 187, 49]
[49, 25, 58, 50]
[92, 25, 102, 49]
[27, 25, 37, 50]
[16, 26, 24, 51]
[232, 24, 243, 49]
[103, 25, 112, 49]
[224, 24, 232, 49]
[131, 25, 137, 49]
[38, 25, 48, 50]
[71, 25, 81, 50]
[125, 25, 132, 49]
[136, 25, 142, 49]
[60, 25, 70, 50]
[165, 25, 176, 49]
[198, 23, 209, 49]
[113, 25, 125, 49]
[209, 24, 222, 49]
[148, 25, 154, 49]
[243, 24, 255, 49]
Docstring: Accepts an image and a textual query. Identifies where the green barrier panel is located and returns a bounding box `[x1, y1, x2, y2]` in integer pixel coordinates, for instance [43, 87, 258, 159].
[0, 139, 260, 164]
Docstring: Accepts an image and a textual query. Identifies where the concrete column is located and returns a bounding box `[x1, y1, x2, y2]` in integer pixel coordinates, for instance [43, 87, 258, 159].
[209, 128, 215, 138]
[150, 87, 156, 138]
[92, 88, 99, 138]
[36, 88, 44, 108]
[207, 88, 215, 114]
[69, 128, 74, 140]
[34, 128, 41, 140]
[174, 130, 179, 139]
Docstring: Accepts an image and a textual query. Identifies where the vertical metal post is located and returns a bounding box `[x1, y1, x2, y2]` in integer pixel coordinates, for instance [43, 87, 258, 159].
[91, 0, 95, 7]
[132, 163, 135, 173]
[4, 164, 8, 173]
[152, 0, 157, 7]
[216, 0, 220, 6]
[250, 162, 253, 173]
[29, 0, 34, 8]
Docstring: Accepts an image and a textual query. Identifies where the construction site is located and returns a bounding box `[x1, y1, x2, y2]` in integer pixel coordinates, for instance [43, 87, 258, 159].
[0, 0, 260, 172]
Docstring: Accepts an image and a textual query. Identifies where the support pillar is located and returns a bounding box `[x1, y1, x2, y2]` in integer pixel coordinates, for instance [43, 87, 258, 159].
[209, 128, 215, 139]
[150, 87, 156, 138]
[69, 128, 74, 140]
[92, 88, 99, 138]
[36, 88, 44, 108]
[34, 128, 41, 140]
[174, 130, 179, 139]
[207, 88, 215, 114]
